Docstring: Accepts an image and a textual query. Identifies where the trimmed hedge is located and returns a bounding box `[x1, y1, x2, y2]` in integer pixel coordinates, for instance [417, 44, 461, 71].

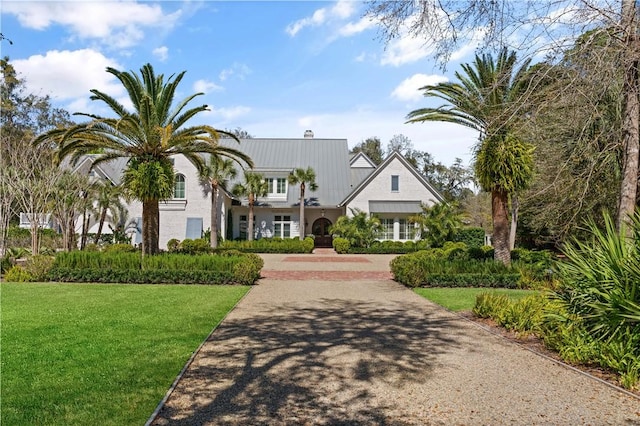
[219, 237, 314, 253]
[390, 250, 521, 288]
[453, 227, 485, 247]
[47, 251, 263, 285]
[46, 268, 240, 285]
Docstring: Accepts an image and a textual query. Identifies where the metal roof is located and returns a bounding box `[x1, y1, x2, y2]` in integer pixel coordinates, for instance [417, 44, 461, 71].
[220, 138, 352, 207]
[369, 201, 423, 214]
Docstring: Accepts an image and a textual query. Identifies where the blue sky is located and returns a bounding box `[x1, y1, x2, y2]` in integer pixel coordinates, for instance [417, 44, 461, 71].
[1, 0, 482, 165]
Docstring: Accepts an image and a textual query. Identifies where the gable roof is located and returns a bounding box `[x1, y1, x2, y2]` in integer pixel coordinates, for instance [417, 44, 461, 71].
[349, 151, 377, 168]
[219, 138, 352, 207]
[338, 150, 444, 207]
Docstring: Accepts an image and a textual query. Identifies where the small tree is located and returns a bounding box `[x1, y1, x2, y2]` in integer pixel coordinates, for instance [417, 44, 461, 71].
[409, 202, 463, 248]
[232, 171, 268, 241]
[200, 157, 240, 248]
[329, 208, 381, 248]
[288, 167, 318, 240]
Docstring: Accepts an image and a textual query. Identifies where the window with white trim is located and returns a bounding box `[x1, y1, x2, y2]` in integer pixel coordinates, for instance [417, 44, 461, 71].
[380, 218, 394, 240]
[174, 174, 186, 199]
[399, 218, 411, 240]
[391, 175, 399, 192]
[273, 215, 291, 238]
[266, 178, 287, 196]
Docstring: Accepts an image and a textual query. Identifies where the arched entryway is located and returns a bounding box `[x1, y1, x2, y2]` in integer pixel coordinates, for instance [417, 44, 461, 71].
[312, 217, 333, 248]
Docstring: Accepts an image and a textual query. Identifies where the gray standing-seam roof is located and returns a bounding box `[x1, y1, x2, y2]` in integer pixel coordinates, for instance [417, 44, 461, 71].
[369, 201, 423, 214]
[220, 138, 352, 207]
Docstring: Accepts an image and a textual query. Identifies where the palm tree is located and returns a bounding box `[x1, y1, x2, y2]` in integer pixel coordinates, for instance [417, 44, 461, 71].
[34, 63, 252, 255]
[288, 167, 318, 240]
[92, 180, 126, 245]
[200, 157, 238, 248]
[407, 48, 535, 265]
[409, 202, 463, 248]
[232, 171, 268, 241]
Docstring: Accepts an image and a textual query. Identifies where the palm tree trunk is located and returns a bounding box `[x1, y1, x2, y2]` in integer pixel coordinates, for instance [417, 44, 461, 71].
[509, 194, 518, 251]
[142, 199, 160, 255]
[80, 208, 89, 250]
[94, 207, 107, 244]
[299, 184, 305, 240]
[617, 0, 639, 233]
[210, 185, 218, 249]
[248, 199, 255, 241]
[492, 189, 511, 265]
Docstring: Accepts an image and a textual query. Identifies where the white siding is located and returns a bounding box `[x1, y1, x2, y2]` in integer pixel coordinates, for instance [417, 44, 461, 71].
[346, 157, 439, 215]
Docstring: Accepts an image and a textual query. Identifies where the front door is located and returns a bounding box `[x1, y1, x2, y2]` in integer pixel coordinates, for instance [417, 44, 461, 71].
[312, 218, 333, 248]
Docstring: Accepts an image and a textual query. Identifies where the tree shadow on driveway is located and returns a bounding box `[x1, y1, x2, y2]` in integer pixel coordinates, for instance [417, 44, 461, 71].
[153, 298, 469, 425]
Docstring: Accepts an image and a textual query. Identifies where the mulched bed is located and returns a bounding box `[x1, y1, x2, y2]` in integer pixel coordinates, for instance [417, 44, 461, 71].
[459, 311, 640, 399]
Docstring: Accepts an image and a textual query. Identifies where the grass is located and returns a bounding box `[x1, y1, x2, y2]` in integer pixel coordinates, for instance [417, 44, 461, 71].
[1, 282, 250, 425]
[414, 287, 537, 312]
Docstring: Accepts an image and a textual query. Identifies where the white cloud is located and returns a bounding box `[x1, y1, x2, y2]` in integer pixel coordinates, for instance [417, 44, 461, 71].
[391, 74, 449, 102]
[12, 49, 123, 104]
[152, 46, 169, 62]
[209, 106, 252, 121]
[3, 1, 181, 48]
[285, 0, 357, 37]
[219, 63, 251, 81]
[338, 17, 376, 37]
[193, 79, 223, 94]
[331, 0, 356, 19]
[381, 33, 435, 66]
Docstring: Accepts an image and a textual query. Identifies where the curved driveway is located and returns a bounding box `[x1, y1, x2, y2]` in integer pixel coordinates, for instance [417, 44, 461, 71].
[152, 252, 640, 425]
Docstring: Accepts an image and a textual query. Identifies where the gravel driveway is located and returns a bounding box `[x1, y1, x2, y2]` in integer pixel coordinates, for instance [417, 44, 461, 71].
[151, 253, 640, 425]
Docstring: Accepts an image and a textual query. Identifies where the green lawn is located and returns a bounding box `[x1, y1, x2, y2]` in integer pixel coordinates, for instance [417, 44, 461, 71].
[1, 282, 250, 425]
[414, 287, 537, 312]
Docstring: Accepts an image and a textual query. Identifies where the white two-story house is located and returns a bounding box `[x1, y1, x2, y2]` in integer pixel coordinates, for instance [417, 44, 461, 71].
[82, 131, 444, 249]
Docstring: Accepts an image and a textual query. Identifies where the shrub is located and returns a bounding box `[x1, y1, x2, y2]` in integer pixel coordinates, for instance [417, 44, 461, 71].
[473, 292, 511, 319]
[167, 238, 180, 253]
[102, 243, 138, 253]
[23, 255, 55, 282]
[4, 266, 33, 282]
[554, 210, 640, 342]
[219, 238, 314, 254]
[179, 238, 211, 254]
[468, 245, 494, 260]
[48, 251, 262, 285]
[453, 227, 485, 247]
[1, 255, 12, 273]
[333, 238, 350, 254]
[329, 208, 381, 248]
[390, 252, 519, 288]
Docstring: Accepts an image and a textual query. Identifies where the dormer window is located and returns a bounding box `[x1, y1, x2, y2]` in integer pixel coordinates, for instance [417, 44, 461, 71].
[266, 178, 287, 196]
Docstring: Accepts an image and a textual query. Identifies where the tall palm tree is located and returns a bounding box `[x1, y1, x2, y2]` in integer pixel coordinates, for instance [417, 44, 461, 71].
[288, 167, 318, 240]
[200, 157, 238, 248]
[232, 171, 268, 241]
[34, 63, 252, 255]
[407, 48, 535, 264]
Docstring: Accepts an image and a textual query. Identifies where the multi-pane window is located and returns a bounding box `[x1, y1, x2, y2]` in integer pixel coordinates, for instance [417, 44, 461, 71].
[391, 175, 399, 192]
[399, 218, 411, 240]
[380, 218, 394, 240]
[273, 215, 291, 238]
[267, 178, 287, 195]
[174, 174, 186, 199]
